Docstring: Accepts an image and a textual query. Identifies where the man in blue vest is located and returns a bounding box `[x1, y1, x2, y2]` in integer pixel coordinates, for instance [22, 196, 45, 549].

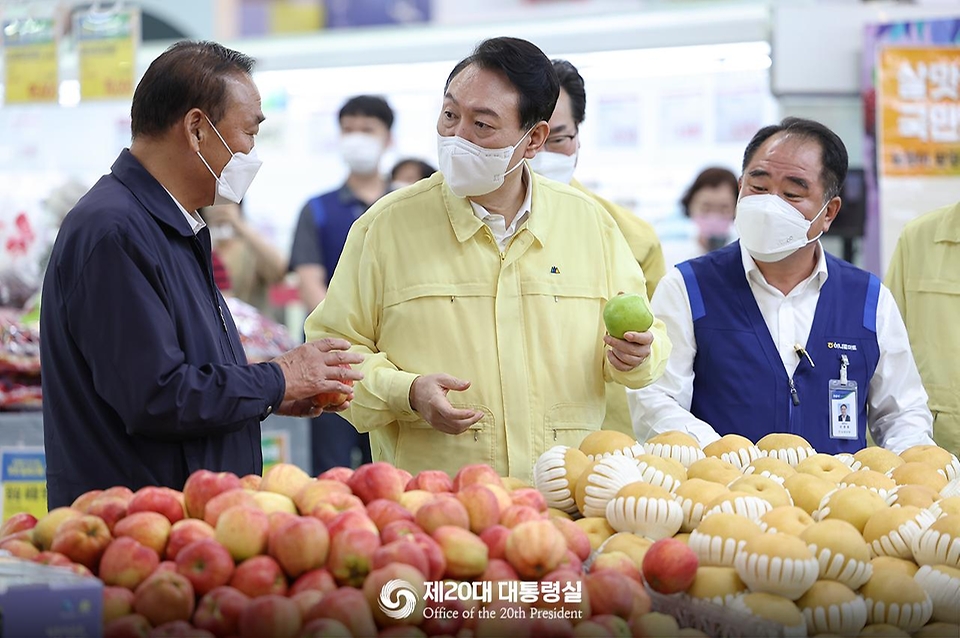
[289, 95, 393, 472]
[628, 117, 935, 454]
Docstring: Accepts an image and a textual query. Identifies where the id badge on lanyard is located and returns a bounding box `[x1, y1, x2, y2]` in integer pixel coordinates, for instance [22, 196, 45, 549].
[829, 354, 858, 440]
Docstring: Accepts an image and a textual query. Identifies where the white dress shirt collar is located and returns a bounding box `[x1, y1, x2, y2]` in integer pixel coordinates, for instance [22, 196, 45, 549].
[163, 188, 206, 235]
[470, 164, 533, 251]
[740, 240, 829, 295]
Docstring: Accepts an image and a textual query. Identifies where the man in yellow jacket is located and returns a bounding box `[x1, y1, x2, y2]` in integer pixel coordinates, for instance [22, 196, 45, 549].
[885, 201, 960, 456]
[529, 58, 667, 437]
[305, 37, 671, 481]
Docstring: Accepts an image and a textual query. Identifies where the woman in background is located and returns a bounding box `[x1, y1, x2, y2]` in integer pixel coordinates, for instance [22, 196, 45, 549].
[659, 167, 739, 267]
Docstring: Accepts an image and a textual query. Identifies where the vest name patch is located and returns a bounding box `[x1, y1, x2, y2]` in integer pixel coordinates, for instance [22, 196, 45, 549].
[827, 341, 858, 351]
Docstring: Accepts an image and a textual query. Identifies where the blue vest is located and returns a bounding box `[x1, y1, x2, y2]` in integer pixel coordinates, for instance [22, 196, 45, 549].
[677, 242, 881, 454]
[309, 189, 366, 285]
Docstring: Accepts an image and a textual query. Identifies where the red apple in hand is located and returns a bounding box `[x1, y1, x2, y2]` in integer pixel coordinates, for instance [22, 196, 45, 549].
[641, 537, 699, 594]
[314, 364, 355, 408]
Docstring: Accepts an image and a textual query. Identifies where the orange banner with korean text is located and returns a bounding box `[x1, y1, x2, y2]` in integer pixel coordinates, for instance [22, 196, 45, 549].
[879, 46, 960, 176]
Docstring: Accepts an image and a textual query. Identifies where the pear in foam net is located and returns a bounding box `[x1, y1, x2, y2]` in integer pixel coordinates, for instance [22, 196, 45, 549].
[728, 592, 807, 638]
[800, 519, 873, 590]
[899, 444, 960, 482]
[702, 434, 761, 471]
[914, 564, 960, 624]
[686, 457, 742, 487]
[853, 447, 904, 474]
[837, 470, 897, 499]
[673, 478, 730, 533]
[533, 445, 590, 515]
[685, 565, 747, 606]
[860, 572, 933, 634]
[604, 481, 683, 540]
[727, 475, 794, 509]
[784, 472, 837, 516]
[756, 433, 816, 467]
[688, 512, 763, 567]
[911, 514, 960, 568]
[574, 455, 643, 518]
[742, 457, 796, 484]
[733, 533, 819, 601]
[796, 580, 868, 638]
[862, 505, 936, 561]
[814, 486, 889, 534]
[578, 431, 643, 463]
[758, 506, 815, 536]
[642, 431, 705, 469]
[795, 453, 850, 484]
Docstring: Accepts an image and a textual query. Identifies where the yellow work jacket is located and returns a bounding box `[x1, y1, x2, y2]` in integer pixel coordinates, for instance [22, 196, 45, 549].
[569, 179, 666, 437]
[885, 201, 960, 456]
[305, 170, 671, 481]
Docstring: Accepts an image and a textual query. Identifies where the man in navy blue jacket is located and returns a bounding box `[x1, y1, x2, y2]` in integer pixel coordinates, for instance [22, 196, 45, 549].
[40, 41, 363, 508]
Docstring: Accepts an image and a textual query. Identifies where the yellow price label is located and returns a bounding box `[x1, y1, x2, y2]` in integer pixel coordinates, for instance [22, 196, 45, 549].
[1, 448, 47, 522]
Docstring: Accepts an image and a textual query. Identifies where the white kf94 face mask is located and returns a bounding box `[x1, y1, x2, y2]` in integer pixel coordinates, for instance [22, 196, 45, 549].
[528, 148, 578, 185]
[437, 128, 533, 198]
[339, 133, 384, 175]
[197, 115, 263, 205]
[734, 193, 828, 263]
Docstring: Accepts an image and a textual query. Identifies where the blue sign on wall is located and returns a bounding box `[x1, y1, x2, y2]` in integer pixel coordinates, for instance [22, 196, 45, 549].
[324, 0, 431, 28]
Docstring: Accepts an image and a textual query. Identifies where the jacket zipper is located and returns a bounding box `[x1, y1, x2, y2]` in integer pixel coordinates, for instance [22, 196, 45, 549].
[192, 236, 239, 363]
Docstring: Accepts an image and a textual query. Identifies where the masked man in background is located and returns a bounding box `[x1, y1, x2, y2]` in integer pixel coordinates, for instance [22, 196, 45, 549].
[305, 37, 671, 482]
[41, 41, 362, 508]
[529, 58, 666, 438]
[628, 117, 934, 454]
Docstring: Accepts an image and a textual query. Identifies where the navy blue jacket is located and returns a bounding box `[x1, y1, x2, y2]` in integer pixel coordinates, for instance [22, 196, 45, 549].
[41, 150, 286, 508]
[678, 242, 880, 453]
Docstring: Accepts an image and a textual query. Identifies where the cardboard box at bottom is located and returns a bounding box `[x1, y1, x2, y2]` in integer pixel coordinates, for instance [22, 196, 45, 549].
[0, 555, 102, 637]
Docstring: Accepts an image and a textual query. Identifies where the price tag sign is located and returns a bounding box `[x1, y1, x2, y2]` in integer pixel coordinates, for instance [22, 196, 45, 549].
[77, 8, 140, 100]
[261, 431, 290, 473]
[2, 17, 59, 104]
[0, 447, 47, 522]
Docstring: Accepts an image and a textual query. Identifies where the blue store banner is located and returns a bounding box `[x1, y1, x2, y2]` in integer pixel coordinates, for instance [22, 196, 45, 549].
[325, 0, 431, 28]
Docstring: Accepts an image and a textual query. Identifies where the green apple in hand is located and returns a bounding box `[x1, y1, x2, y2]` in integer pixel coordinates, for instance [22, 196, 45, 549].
[603, 293, 654, 339]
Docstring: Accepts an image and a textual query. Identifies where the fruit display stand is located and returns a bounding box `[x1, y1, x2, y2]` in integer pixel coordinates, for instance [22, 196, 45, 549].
[645, 586, 785, 638]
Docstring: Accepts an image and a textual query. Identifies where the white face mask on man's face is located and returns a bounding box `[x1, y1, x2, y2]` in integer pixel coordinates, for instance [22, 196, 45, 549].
[196, 115, 262, 205]
[437, 127, 533, 198]
[528, 148, 578, 184]
[340, 133, 384, 175]
[734, 193, 828, 263]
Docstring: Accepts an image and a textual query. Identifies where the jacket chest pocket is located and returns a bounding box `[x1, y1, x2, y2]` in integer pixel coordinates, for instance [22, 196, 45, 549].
[395, 404, 497, 472]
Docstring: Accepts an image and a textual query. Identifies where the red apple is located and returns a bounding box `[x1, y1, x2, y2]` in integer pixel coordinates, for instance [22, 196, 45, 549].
[156, 560, 177, 573]
[103, 586, 136, 624]
[0, 538, 38, 559]
[100, 537, 161, 590]
[551, 517, 591, 562]
[294, 479, 352, 514]
[327, 510, 379, 538]
[373, 538, 430, 575]
[268, 515, 329, 578]
[202, 488, 257, 527]
[410, 532, 447, 581]
[328, 527, 381, 587]
[260, 463, 312, 500]
[175, 538, 235, 596]
[406, 470, 453, 494]
[588, 615, 632, 637]
[33, 550, 73, 566]
[71, 490, 103, 513]
[456, 484, 502, 534]
[528, 616, 574, 638]
[149, 621, 215, 637]
[103, 614, 152, 638]
[433, 526, 488, 579]
[183, 470, 243, 520]
[103, 486, 135, 504]
[129, 487, 186, 524]
[289, 568, 337, 596]
[214, 505, 269, 561]
[50, 514, 112, 571]
[133, 570, 196, 627]
[348, 462, 407, 504]
[33, 507, 83, 550]
[307, 492, 366, 525]
[641, 537, 699, 594]
[114, 511, 171, 557]
[510, 488, 548, 512]
[240, 474, 262, 490]
[585, 571, 636, 619]
[0, 512, 37, 537]
[229, 555, 287, 598]
[499, 505, 543, 529]
[415, 495, 470, 534]
[452, 464, 504, 492]
[165, 518, 215, 561]
[592, 550, 642, 583]
[480, 558, 520, 582]
[314, 363, 355, 409]
[560, 549, 583, 574]
[193, 586, 250, 638]
[86, 496, 129, 533]
[366, 499, 414, 531]
[363, 563, 427, 627]
[299, 618, 353, 637]
[238, 594, 301, 638]
[504, 520, 566, 580]
[421, 598, 465, 637]
[316, 467, 354, 483]
[291, 589, 325, 617]
[303, 586, 377, 637]
[381, 520, 423, 544]
[479, 524, 511, 560]
[398, 490, 435, 516]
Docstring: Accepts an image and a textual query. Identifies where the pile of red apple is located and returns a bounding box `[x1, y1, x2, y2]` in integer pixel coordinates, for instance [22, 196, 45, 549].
[0, 462, 677, 638]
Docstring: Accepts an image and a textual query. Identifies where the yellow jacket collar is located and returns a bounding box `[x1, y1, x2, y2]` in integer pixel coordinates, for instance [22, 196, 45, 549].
[441, 161, 550, 247]
[934, 201, 960, 244]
